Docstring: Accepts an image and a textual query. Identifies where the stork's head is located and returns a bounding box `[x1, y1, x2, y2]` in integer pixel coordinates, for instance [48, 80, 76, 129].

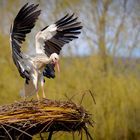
[50, 53, 60, 72]
[50, 53, 59, 63]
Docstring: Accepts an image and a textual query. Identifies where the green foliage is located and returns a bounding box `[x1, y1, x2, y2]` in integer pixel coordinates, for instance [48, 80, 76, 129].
[0, 34, 140, 139]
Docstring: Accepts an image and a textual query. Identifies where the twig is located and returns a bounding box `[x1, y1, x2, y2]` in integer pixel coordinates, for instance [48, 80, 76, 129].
[64, 93, 75, 102]
[48, 131, 53, 140]
[17, 122, 38, 139]
[89, 90, 96, 104]
[72, 132, 75, 140]
[83, 126, 93, 140]
[40, 120, 54, 133]
[2, 124, 34, 140]
[40, 133, 44, 140]
[1, 125, 13, 140]
[80, 130, 83, 140]
[79, 92, 86, 105]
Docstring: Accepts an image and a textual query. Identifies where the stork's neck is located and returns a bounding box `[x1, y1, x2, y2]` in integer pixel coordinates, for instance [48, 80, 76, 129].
[31, 54, 53, 71]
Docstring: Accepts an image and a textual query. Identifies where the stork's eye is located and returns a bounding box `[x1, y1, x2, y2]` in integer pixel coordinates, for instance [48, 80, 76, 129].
[55, 58, 57, 60]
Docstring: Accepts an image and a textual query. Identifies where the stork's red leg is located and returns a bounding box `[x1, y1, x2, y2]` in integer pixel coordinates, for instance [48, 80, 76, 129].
[36, 91, 40, 100]
[32, 70, 40, 100]
[41, 78, 46, 98]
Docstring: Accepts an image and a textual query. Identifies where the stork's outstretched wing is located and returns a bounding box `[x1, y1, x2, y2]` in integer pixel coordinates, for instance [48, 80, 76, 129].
[35, 14, 82, 56]
[10, 3, 41, 79]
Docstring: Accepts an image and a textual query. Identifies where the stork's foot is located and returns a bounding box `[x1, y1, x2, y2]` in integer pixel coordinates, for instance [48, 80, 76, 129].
[42, 92, 46, 98]
[41, 85, 46, 98]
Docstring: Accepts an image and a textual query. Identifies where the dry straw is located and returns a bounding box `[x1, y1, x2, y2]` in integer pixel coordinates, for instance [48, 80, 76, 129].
[0, 98, 93, 140]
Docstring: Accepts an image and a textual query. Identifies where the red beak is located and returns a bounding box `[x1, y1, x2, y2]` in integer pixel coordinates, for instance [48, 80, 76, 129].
[55, 61, 60, 73]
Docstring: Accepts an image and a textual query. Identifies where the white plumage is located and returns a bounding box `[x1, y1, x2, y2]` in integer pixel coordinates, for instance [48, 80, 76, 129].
[10, 3, 82, 99]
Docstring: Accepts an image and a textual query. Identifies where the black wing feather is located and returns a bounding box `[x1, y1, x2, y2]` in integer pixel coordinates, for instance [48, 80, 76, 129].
[56, 14, 74, 27]
[10, 3, 41, 78]
[43, 64, 55, 79]
[43, 14, 83, 56]
[55, 14, 69, 25]
[57, 17, 77, 28]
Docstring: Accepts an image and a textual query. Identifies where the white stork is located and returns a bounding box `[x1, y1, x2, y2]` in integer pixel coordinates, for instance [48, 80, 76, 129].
[10, 3, 82, 100]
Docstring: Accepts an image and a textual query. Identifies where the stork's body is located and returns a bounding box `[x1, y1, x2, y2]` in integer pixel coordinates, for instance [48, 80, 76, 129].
[18, 52, 59, 99]
[10, 3, 82, 99]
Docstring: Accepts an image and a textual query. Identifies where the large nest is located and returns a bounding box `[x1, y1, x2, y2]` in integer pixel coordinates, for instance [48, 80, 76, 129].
[0, 99, 93, 140]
